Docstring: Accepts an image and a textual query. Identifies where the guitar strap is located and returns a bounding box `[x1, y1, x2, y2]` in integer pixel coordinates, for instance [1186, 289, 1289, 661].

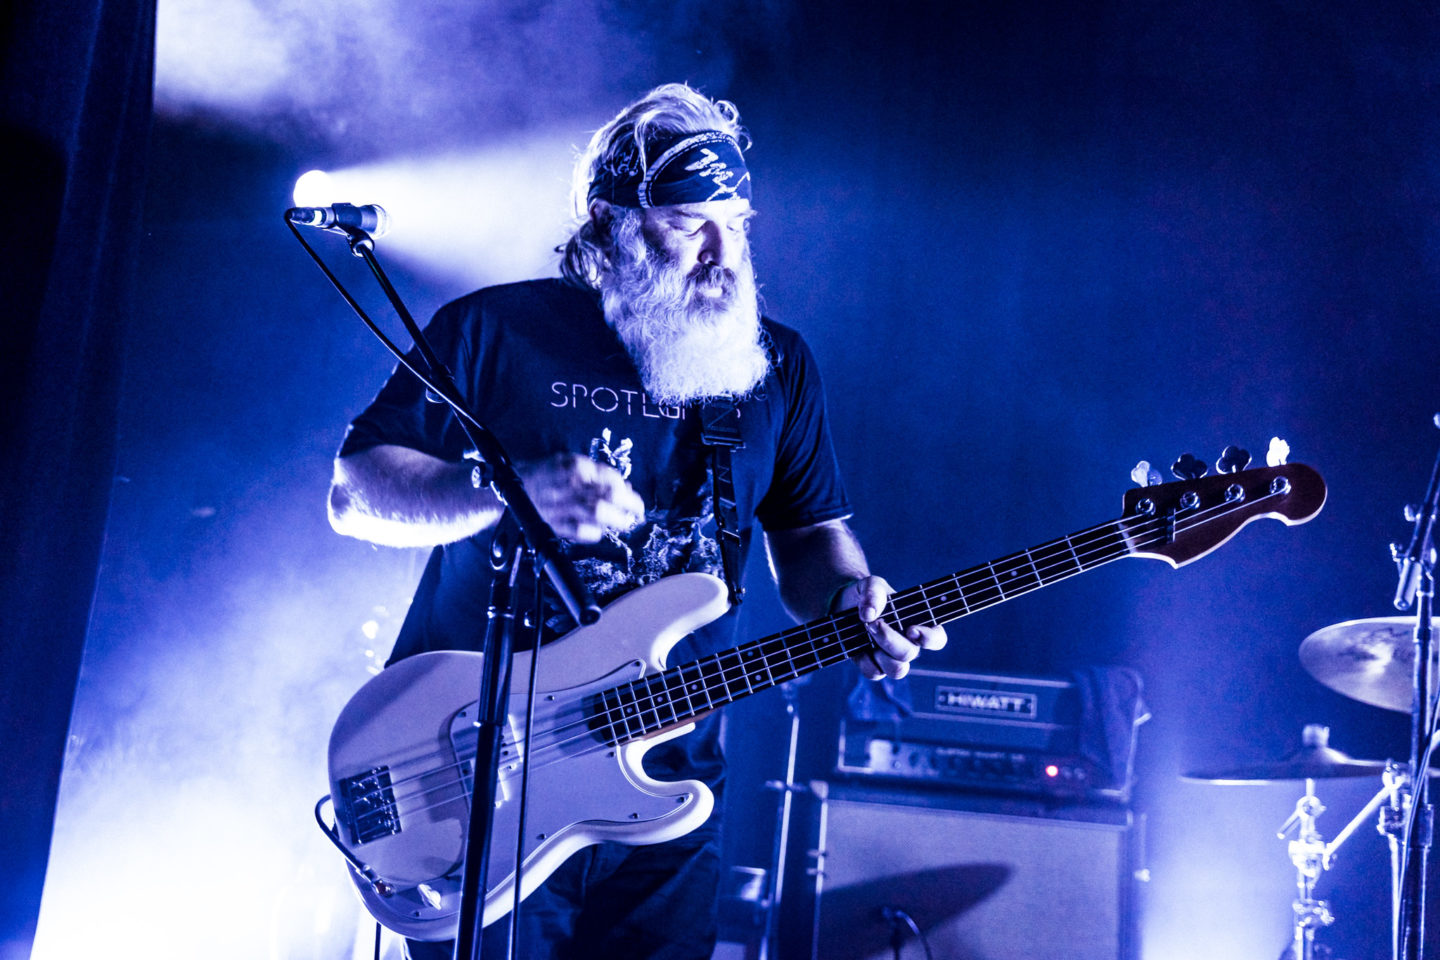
[700, 398, 745, 606]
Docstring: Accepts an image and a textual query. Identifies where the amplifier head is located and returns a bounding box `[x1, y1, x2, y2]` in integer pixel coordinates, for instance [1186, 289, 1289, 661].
[838, 666, 1145, 802]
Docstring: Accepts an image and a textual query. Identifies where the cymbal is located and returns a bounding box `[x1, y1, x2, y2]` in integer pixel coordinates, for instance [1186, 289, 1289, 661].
[1183, 725, 1387, 783]
[1299, 617, 1440, 713]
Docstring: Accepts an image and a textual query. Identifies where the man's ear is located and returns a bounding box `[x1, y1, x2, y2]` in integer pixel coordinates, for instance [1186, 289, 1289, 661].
[588, 199, 614, 241]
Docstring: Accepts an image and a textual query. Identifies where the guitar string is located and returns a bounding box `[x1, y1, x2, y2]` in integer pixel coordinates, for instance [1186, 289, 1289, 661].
[340, 514, 1151, 814]
[341, 489, 1289, 827]
[341, 490, 1277, 827]
[339, 489, 1283, 825]
[485, 488, 1268, 751]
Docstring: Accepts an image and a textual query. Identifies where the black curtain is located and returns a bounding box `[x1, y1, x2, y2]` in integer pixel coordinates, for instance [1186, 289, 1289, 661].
[0, 1, 154, 955]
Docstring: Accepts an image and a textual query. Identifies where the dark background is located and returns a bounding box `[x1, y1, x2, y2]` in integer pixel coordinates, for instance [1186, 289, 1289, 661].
[22, 1, 1440, 958]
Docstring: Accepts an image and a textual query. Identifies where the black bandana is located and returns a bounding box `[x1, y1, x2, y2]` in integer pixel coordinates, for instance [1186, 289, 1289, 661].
[588, 131, 752, 208]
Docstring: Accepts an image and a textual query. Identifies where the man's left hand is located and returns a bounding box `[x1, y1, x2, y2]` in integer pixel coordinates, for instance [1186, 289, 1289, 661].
[833, 576, 948, 680]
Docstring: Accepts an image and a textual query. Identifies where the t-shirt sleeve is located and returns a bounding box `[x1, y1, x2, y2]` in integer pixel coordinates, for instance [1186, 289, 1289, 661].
[337, 298, 477, 461]
[755, 329, 853, 531]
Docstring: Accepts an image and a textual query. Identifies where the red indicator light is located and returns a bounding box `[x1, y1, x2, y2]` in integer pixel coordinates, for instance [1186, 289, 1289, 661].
[1045, 764, 1060, 777]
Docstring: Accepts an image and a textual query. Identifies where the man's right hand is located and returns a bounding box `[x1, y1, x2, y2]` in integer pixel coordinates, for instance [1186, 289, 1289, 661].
[518, 453, 645, 543]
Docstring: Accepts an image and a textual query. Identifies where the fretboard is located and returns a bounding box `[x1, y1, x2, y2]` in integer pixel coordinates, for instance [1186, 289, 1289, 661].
[594, 515, 1142, 744]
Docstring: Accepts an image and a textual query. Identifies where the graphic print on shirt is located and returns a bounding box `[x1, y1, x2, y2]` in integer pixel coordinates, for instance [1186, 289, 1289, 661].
[561, 428, 725, 621]
[588, 428, 633, 479]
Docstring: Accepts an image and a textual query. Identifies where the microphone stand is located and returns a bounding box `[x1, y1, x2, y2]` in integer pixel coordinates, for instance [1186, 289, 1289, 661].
[294, 219, 601, 960]
[1393, 415, 1440, 960]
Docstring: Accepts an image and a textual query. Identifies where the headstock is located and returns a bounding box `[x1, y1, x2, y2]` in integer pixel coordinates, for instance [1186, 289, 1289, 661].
[1121, 446, 1326, 567]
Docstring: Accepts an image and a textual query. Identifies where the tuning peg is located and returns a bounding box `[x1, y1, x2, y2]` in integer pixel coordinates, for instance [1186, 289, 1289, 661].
[1216, 445, 1251, 474]
[1171, 453, 1208, 481]
[1266, 437, 1291, 467]
[1131, 461, 1163, 488]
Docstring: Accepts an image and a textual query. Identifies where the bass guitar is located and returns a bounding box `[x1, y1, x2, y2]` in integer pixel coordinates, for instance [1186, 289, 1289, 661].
[318, 455, 1325, 940]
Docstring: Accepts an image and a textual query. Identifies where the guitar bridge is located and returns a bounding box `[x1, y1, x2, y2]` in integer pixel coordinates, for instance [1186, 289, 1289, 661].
[339, 766, 402, 845]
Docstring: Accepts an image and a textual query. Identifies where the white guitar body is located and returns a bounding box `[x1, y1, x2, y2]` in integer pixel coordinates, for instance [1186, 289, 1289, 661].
[326, 573, 733, 941]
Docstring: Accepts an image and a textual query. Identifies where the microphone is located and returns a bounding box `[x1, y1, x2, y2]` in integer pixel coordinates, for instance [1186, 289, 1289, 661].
[287, 203, 390, 237]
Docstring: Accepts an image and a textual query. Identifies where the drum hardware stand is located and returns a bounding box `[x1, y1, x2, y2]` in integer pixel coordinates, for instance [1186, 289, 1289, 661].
[1188, 725, 1403, 960]
[1273, 761, 1409, 960]
[1276, 777, 1334, 960]
[1378, 766, 1413, 960]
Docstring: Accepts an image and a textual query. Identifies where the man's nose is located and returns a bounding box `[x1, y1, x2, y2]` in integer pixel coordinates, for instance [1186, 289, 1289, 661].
[697, 222, 731, 268]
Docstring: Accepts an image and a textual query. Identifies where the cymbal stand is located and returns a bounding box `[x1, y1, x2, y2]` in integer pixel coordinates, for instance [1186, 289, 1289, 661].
[1276, 778, 1334, 960]
[1381, 766, 1411, 960]
[1309, 763, 1409, 960]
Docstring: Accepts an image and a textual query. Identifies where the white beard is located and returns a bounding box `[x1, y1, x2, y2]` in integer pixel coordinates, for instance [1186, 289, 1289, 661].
[601, 217, 770, 406]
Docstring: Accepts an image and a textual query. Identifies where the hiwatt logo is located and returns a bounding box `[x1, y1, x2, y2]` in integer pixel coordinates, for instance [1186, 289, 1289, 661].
[934, 686, 1037, 719]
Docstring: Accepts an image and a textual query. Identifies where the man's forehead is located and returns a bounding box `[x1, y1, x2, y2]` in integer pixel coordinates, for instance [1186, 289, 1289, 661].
[651, 198, 753, 221]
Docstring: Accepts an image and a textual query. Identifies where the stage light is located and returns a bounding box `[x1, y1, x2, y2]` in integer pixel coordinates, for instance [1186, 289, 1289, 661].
[293, 169, 336, 207]
[291, 130, 579, 292]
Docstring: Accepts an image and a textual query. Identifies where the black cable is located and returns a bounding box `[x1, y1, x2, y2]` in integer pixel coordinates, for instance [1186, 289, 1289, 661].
[879, 907, 934, 960]
[288, 215, 599, 628]
[508, 548, 545, 960]
[897, 909, 934, 960]
[291, 217, 589, 959]
[286, 221, 455, 422]
[1398, 721, 1440, 960]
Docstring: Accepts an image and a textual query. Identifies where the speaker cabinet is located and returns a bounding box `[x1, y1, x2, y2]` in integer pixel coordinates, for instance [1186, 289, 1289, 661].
[801, 788, 1139, 960]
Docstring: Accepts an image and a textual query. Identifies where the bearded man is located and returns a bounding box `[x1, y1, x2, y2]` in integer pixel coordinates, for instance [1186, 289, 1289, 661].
[329, 83, 946, 960]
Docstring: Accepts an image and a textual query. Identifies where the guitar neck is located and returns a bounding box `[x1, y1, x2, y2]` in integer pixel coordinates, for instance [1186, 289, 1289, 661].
[597, 516, 1140, 742]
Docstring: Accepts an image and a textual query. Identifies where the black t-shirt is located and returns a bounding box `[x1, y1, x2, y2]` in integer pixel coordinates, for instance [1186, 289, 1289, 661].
[340, 278, 851, 784]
